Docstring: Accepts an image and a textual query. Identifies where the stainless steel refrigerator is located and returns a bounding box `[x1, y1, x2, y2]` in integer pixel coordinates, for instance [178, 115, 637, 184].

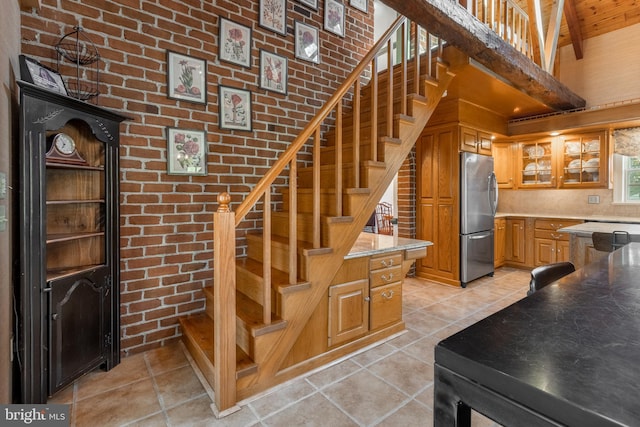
[460, 152, 498, 287]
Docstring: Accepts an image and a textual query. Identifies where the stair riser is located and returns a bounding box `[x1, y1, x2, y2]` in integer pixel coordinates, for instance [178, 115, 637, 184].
[281, 190, 365, 216]
[204, 290, 255, 358]
[246, 236, 308, 280]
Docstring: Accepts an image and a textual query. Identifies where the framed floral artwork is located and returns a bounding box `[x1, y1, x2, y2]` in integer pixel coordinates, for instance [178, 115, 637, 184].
[19, 55, 68, 96]
[260, 0, 287, 36]
[219, 86, 252, 131]
[166, 51, 207, 104]
[294, 21, 320, 64]
[350, 0, 367, 12]
[324, 0, 345, 37]
[219, 17, 252, 68]
[259, 50, 288, 95]
[298, 0, 318, 10]
[166, 127, 207, 175]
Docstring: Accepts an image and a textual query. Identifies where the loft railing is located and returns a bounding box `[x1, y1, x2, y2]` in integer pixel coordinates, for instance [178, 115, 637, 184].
[211, 15, 444, 413]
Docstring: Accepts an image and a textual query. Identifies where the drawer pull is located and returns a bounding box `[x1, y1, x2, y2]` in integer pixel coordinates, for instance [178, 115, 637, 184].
[381, 273, 394, 282]
[380, 259, 394, 267]
[551, 233, 563, 239]
[381, 290, 395, 300]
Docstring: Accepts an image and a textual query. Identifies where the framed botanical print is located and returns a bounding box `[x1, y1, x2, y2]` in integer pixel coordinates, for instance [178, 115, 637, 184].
[166, 127, 207, 175]
[350, 0, 367, 13]
[294, 21, 320, 64]
[259, 50, 288, 95]
[219, 86, 253, 131]
[324, 0, 345, 37]
[219, 17, 252, 68]
[166, 51, 207, 104]
[298, 0, 318, 10]
[260, 0, 287, 36]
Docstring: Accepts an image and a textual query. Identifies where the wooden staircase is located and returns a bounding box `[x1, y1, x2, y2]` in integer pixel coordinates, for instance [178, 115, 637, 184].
[179, 17, 464, 416]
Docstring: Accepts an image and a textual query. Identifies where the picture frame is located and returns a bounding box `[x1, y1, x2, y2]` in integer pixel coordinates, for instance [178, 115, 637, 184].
[324, 0, 345, 37]
[219, 86, 253, 131]
[298, 0, 318, 10]
[166, 51, 207, 104]
[219, 17, 252, 68]
[259, 0, 287, 36]
[166, 127, 207, 176]
[294, 21, 320, 64]
[350, 0, 367, 13]
[19, 55, 68, 96]
[259, 50, 288, 95]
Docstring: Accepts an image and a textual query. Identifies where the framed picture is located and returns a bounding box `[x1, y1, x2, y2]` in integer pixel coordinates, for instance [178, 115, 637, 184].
[259, 50, 288, 95]
[219, 17, 252, 68]
[298, 0, 318, 10]
[166, 127, 207, 176]
[166, 51, 207, 104]
[19, 55, 68, 96]
[219, 86, 252, 131]
[294, 21, 320, 64]
[324, 0, 345, 37]
[350, 0, 367, 13]
[260, 0, 287, 36]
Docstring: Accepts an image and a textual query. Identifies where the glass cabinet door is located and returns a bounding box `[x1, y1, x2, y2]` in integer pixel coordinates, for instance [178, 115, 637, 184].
[558, 131, 607, 188]
[519, 139, 554, 187]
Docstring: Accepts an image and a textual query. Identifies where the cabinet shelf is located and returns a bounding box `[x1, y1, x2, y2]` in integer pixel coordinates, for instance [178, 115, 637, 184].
[47, 231, 104, 244]
[47, 264, 105, 283]
[47, 199, 105, 205]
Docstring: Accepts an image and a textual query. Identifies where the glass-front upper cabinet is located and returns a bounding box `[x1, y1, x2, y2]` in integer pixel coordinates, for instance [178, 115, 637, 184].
[517, 138, 554, 188]
[558, 131, 607, 188]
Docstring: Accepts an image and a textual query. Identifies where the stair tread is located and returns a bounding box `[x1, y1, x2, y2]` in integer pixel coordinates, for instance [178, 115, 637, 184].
[236, 257, 311, 292]
[246, 231, 333, 256]
[179, 314, 257, 378]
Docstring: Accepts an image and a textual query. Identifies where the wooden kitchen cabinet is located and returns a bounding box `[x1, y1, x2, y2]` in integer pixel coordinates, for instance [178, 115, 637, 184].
[494, 218, 506, 268]
[460, 125, 493, 156]
[369, 253, 403, 330]
[517, 138, 555, 188]
[492, 142, 515, 188]
[533, 218, 583, 266]
[328, 279, 369, 347]
[505, 218, 527, 266]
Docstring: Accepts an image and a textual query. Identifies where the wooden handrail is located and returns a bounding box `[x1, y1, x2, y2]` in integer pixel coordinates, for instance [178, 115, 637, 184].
[234, 15, 409, 225]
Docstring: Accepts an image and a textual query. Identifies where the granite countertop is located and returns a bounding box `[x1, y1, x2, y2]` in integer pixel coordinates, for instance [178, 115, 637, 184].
[346, 232, 432, 259]
[557, 222, 640, 235]
[496, 212, 640, 223]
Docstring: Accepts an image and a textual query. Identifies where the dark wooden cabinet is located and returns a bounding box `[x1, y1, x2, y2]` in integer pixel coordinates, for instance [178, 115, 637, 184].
[17, 82, 126, 402]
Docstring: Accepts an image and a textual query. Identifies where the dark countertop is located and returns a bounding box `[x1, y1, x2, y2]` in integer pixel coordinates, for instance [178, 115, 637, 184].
[435, 243, 640, 426]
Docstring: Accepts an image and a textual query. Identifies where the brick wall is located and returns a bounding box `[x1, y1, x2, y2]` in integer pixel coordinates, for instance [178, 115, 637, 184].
[21, 0, 374, 355]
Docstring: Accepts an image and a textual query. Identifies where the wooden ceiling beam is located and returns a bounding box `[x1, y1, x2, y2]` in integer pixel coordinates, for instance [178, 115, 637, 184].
[380, 0, 585, 110]
[563, 0, 584, 59]
[543, 0, 565, 72]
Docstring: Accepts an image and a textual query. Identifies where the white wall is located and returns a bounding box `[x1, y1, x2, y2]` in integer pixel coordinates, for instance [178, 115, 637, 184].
[558, 23, 640, 108]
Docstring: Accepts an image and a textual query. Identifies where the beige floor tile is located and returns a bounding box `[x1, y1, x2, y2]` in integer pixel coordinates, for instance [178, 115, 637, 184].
[74, 378, 161, 427]
[306, 359, 361, 389]
[262, 393, 357, 427]
[154, 365, 207, 408]
[374, 399, 433, 427]
[123, 412, 168, 427]
[166, 395, 257, 426]
[75, 353, 150, 401]
[350, 342, 397, 367]
[422, 300, 477, 322]
[368, 351, 434, 395]
[322, 369, 408, 425]
[145, 342, 189, 376]
[402, 310, 450, 335]
[386, 327, 423, 349]
[248, 378, 317, 419]
[401, 334, 441, 364]
[415, 383, 434, 409]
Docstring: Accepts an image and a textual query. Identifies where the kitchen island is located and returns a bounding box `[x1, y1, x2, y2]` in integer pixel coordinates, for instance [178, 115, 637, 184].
[558, 222, 640, 268]
[434, 242, 640, 426]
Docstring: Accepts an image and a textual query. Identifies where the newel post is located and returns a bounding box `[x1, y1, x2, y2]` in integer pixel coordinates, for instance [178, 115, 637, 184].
[212, 192, 238, 416]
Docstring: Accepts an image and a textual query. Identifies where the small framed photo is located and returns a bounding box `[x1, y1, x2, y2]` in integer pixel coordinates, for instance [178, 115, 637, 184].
[19, 55, 68, 96]
[259, 50, 288, 95]
[260, 0, 287, 36]
[166, 51, 207, 104]
[294, 21, 320, 64]
[350, 0, 367, 13]
[324, 0, 345, 37]
[166, 127, 207, 176]
[219, 86, 252, 131]
[219, 17, 252, 68]
[298, 0, 318, 10]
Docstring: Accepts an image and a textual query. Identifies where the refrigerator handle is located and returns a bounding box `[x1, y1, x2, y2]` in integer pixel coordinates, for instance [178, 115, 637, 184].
[488, 172, 498, 216]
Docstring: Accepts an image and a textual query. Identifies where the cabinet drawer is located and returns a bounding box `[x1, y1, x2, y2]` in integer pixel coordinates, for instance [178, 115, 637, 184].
[405, 246, 427, 260]
[370, 282, 402, 330]
[534, 229, 569, 240]
[370, 253, 402, 270]
[370, 265, 402, 288]
[534, 219, 581, 231]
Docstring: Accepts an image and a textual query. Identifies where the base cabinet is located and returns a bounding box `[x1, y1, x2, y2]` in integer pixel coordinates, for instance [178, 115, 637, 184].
[533, 219, 582, 266]
[17, 83, 126, 402]
[494, 218, 506, 267]
[505, 218, 527, 266]
[328, 279, 369, 347]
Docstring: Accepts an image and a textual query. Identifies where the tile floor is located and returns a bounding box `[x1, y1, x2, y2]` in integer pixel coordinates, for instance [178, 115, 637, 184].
[50, 267, 531, 426]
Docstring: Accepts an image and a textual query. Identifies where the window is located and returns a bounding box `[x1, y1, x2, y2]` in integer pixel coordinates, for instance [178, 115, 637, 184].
[612, 154, 640, 203]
